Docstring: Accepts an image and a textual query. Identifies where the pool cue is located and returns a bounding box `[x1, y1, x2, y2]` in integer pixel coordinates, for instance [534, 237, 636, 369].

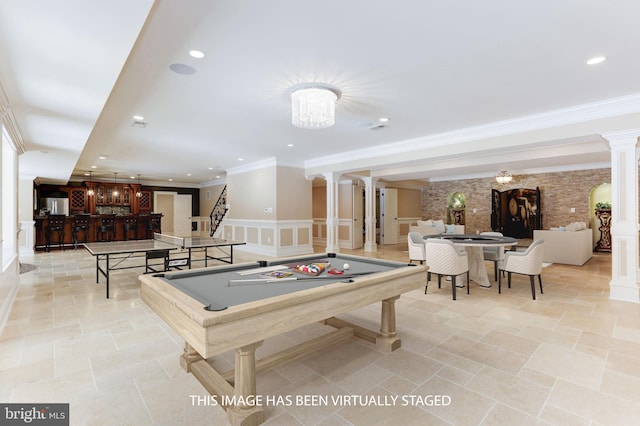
[227, 271, 374, 286]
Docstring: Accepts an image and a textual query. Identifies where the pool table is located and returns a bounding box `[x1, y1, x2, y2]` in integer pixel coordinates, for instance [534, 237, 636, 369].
[139, 253, 426, 426]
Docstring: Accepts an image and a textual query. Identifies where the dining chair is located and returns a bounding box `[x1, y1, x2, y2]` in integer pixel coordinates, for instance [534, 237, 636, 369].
[424, 238, 469, 300]
[407, 232, 426, 264]
[499, 239, 545, 300]
[481, 231, 503, 281]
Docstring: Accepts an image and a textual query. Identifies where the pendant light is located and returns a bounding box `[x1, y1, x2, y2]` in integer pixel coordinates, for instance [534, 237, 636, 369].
[136, 174, 142, 197]
[113, 172, 119, 196]
[86, 171, 94, 196]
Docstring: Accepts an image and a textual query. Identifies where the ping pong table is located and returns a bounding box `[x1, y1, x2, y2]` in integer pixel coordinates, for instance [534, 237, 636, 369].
[84, 233, 246, 298]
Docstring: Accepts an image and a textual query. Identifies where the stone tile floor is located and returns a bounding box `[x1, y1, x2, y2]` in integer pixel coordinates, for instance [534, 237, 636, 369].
[3, 244, 640, 425]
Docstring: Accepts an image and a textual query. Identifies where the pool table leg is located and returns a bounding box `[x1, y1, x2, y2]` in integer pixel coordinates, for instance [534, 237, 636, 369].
[180, 341, 265, 425]
[377, 296, 401, 352]
[228, 341, 265, 426]
[179, 342, 201, 372]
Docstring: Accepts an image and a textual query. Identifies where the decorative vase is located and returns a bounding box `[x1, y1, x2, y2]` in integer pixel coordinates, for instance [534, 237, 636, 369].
[595, 208, 611, 252]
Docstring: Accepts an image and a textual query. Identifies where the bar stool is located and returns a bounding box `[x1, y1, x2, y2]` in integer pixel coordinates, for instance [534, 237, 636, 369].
[123, 215, 139, 240]
[45, 214, 66, 252]
[72, 214, 91, 249]
[97, 214, 116, 241]
[148, 213, 162, 237]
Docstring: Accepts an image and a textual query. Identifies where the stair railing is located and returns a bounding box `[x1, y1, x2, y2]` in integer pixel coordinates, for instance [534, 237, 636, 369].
[209, 186, 228, 236]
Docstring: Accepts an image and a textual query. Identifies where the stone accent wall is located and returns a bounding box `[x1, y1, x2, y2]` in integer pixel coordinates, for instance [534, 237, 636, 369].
[421, 168, 611, 234]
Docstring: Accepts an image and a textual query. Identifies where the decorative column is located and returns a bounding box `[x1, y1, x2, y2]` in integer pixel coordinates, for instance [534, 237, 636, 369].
[323, 172, 341, 253]
[603, 130, 640, 303]
[363, 177, 378, 252]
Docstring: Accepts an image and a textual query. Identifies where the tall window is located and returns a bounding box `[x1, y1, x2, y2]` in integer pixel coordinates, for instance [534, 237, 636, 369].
[2, 125, 17, 270]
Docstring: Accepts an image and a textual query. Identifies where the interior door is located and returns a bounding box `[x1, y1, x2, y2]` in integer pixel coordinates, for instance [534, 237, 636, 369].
[352, 186, 364, 249]
[174, 194, 192, 237]
[381, 188, 398, 245]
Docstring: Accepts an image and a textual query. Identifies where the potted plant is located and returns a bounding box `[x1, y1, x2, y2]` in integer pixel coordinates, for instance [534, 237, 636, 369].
[595, 201, 611, 211]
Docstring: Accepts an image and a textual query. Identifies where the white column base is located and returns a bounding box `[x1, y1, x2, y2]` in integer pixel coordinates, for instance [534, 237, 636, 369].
[325, 245, 340, 254]
[609, 278, 640, 303]
[364, 241, 377, 252]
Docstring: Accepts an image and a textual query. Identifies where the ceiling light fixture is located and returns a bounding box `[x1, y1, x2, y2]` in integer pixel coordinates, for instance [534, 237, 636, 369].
[189, 50, 205, 59]
[495, 170, 513, 184]
[586, 56, 606, 65]
[290, 83, 341, 129]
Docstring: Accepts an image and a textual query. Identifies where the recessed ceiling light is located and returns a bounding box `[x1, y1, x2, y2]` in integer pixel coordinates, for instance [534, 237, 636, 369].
[238, 158, 244, 161]
[379, 117, 390, 122]
[130, 176, 135, 179]
[98, 155, 106, 160]
[169, 178, 173, 182]
[133, 115, 144, 121]
[91, 165, 97, 169]
[216, 175, 220, 179]
[287, 144, 294, 147]
[189, 50, 205, 59]
[84, 172, 90, 176]
[586, 56, 606, 65]
[187, 173, 192, 176]
[208, 167, 214, 170]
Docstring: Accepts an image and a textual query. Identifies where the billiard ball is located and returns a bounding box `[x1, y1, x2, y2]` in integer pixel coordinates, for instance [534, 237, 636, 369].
[343, 263, 350, 270]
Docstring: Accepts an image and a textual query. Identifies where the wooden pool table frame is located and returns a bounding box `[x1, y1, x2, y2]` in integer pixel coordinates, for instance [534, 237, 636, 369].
[140, 254, 426, 426]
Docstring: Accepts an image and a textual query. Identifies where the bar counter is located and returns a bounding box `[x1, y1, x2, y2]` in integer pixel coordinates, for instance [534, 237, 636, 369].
[33, 214, 162, 250]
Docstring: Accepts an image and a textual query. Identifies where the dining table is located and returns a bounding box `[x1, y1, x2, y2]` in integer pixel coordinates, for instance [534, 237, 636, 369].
[427, 234, 519, 288]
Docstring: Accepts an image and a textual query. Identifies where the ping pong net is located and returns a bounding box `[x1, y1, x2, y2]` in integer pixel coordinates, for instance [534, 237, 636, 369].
[153, 233, 186, 248]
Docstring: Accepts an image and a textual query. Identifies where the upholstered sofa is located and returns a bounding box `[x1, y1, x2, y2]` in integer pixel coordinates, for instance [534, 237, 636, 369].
[533, 228, 593, 265]
[409, 219, 465, 236]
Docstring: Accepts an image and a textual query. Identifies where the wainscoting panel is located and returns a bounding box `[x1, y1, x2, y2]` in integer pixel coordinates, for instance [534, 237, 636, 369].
[222, 219, 313, 257]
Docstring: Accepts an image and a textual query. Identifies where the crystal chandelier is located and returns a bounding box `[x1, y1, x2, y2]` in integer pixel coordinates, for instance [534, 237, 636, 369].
[290, 84, 340, 129]
[495, 170, 513, 184]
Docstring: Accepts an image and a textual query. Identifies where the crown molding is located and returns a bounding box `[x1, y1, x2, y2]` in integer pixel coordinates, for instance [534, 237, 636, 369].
[226, 157, 305, 176]
[305, 92, 640, 170]
[227, 157, 277, 176]
[198, 178, 227, 188]
[0, 80, 26, 155]
[428, 162, 612, 182]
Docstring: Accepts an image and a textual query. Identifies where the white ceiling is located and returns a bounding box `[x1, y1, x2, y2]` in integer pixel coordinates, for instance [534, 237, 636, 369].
[2, 0, 640, 186]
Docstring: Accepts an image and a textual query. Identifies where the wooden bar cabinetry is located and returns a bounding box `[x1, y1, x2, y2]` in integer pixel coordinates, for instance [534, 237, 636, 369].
[34, 181, 154, 250]
[34, 214, 161, 250]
